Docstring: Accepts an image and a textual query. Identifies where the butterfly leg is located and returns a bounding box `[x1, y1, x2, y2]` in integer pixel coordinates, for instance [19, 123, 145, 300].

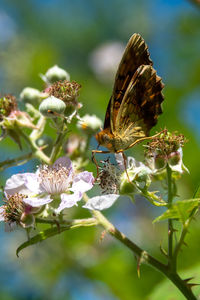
[92, 149, 110, 180]
[117, 151, 133, 184]
[125, 129, 166, 150]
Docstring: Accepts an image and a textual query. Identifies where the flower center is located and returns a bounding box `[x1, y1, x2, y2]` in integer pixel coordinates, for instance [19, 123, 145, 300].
[38, 164, 72, 194]
[3, 193, 27, 224]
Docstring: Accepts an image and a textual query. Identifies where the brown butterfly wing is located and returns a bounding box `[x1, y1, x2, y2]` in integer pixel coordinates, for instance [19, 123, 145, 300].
[115, 65, 164, 142]
[103, 33, 153, 132]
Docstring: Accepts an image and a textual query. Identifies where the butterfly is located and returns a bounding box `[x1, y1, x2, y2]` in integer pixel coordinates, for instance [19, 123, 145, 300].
[93, 33, 164, 175]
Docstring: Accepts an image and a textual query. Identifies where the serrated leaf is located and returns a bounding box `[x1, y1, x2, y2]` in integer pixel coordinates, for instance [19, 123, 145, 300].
[16, 226, 69, 257]
[153, 199, 200, 224]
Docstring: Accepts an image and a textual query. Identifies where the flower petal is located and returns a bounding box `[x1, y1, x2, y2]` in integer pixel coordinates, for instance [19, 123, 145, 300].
[5, 173, 32, 196]
[53, 156, 73, 172]
[0, 207, 5, 221]
[71, 171, 94, 193]
[23, 195, 52, 207]
[55, 192, 82, 214]
[24, 173, 43, 193]
[83, 194, 119, 210]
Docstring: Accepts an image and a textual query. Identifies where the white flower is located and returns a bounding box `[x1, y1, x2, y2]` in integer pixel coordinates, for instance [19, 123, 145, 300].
[83, 194, 119, 211]
[3, 156, 94, 214]
[83, 160, 121, 211]
[116, 153, 152, 182]
[168, 148, 189, 174]
[83, 154, 152, 211]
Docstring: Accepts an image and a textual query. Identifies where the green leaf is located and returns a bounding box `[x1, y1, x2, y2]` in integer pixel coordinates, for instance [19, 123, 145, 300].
[153, 199, 200, 224]
[193, 183, 200, 198]
[16, 226, 69, 257]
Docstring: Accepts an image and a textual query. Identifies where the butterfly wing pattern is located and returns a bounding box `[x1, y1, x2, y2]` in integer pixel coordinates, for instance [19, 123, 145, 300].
[95, 33, 164, 153]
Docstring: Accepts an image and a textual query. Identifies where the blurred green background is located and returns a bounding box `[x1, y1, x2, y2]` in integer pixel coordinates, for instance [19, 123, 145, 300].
[1, 0, 200, 299]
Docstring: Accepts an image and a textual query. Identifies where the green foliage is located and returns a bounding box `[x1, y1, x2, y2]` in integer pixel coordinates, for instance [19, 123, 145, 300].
[16, 226, 70, 257]
[153, 199, 200, 224]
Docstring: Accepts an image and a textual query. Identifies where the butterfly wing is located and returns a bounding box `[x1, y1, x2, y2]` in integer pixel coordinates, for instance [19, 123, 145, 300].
[115, 65, 164, 143]
[103, 33, 153, 132]
[104, 33, 153, 132]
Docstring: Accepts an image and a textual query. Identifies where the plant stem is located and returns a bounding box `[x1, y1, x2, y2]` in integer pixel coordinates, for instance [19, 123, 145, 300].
[36, 217, 98, 228]
[50, 121, 67, 163]
[173, 224, 188, 266]
[20, 129, 50, 164]
[91, 208, 197, 300]
[0, 152, 33, 170]
[167, 164, 174, 271]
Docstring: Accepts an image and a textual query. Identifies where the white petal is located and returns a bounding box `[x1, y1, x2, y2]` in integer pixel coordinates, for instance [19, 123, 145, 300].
[5, 222, 17, 232]
[0, 207, 5, 221]
[71, 171, 94, 193]
[115, 153, 125, 170]
[25, 173, 43, 193]
[23, 195, 52, 207]
[5, 173, 30, 195]
[169, 161, 183, 173]
[83, 194, 119, 210]
[55, 192, 82, 214]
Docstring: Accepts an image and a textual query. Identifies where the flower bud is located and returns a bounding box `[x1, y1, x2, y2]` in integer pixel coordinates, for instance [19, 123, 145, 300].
[20, 87, 41, 103]
[65, 134, 86, 157]
[77, 114, 103, 134]
[120, 178, 137, 195]
[39, 96, 66, 118]
[168, 151, 181, 166]
[20, 212, 35, 228]
[42, 65, 70, 85]
[154, 155, 167, 170]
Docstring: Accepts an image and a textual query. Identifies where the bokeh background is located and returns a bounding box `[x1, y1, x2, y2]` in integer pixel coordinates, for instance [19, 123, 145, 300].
[0, 0, 200, 299]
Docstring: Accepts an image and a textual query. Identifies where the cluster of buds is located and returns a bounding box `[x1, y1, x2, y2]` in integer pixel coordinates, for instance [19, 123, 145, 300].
[145, 130, 188, 174]
[0, 94, 37, 148]
[39, 67, 82, 120]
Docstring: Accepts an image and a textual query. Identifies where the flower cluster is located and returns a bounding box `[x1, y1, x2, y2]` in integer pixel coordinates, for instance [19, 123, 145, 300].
[145, 130, 188, 173]
[0, 156, 94, 229]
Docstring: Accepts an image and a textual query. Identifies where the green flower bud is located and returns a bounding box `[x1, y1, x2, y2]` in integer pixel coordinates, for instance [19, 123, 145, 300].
[168, 151, 181, 166]
[39, 96, 66, 118]
[20, 87, 41, 103]
[77, 114, 103, 134]
[42, 65, 70, 85]
[120, 171, 137, 196]
[154, 155, 167, 170]
[20, 212, 35, 228]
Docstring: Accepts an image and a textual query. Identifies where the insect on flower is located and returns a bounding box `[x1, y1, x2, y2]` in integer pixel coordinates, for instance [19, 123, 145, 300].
[92, 33, 164, 179]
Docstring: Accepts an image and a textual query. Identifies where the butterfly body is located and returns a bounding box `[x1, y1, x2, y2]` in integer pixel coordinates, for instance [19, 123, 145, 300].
[96, 124, 145, 152]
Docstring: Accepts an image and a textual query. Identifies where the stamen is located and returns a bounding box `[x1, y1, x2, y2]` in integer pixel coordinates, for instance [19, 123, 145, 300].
[38, 164, 72, 194]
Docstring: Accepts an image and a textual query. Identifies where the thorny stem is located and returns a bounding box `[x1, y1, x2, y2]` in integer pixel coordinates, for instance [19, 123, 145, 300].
[50, 121, 67, 163]
[36, 217, 98, 228]
[167, 164, 174, 271]
[29, 115, 46, 141]
[19, 129, 50, 164]
[83, 194, 197, 299]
